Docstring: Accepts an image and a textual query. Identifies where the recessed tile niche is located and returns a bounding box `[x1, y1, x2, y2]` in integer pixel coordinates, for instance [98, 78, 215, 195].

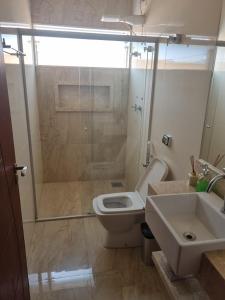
[55, 83, 113, 112]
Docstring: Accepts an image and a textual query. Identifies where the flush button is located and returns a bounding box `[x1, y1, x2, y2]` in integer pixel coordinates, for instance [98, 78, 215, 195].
[162, 134, 172, 147]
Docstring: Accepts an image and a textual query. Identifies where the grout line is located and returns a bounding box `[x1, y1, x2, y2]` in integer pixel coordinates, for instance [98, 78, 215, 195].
[36, 213, 96, 223]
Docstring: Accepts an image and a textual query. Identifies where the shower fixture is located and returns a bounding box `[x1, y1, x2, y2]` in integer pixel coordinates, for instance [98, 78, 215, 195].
[144, 45, 154, 52]
[101, 14, 145, 26]
[131, 51, 141, 57]
[2, 38, 26, 57]
[101, 0, 149, 26]
[131, 103, 142, 112]
[167, 34, 184, 44]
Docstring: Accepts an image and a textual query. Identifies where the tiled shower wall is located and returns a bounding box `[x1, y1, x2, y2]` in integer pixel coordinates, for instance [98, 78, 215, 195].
[37, 66, 129, 182]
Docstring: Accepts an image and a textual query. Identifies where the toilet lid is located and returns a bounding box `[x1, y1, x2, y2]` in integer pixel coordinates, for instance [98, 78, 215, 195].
[135, 158, 168, 204]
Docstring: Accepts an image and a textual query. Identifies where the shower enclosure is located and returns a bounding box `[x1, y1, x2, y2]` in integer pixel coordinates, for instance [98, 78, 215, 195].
[2, 30, 155, 221]
[2, 28, 216, 222]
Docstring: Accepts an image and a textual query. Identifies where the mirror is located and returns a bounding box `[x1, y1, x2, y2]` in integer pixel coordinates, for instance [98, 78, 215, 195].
[201, 46, 225, 170]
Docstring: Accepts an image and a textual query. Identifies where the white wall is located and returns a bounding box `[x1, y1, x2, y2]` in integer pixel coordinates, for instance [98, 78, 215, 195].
[0, 0, 31, 25]
[135, 0, 222, 37]
[151, 69, 211, 180]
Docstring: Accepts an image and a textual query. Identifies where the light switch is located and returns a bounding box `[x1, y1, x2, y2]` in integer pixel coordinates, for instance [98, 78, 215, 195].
[162, 134, 172, 146]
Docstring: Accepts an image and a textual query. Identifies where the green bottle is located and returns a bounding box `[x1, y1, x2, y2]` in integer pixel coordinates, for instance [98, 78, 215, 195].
[196, 164, 209, 192]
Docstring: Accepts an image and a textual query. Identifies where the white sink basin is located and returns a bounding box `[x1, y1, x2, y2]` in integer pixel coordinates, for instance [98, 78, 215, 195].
[146, 192, 225, 276]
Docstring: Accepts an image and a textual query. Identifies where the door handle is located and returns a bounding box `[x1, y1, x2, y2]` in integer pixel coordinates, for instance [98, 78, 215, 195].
[14, 164, 28, 177]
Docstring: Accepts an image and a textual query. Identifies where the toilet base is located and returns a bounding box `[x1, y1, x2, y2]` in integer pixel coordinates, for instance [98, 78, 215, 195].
[103, 223, 143, 248]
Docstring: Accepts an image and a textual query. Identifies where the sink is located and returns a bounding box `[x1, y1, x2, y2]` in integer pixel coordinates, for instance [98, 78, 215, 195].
[146, 192, 225, 276]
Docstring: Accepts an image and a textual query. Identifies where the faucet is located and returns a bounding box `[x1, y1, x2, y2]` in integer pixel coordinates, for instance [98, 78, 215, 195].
[206, 168, 225, 213]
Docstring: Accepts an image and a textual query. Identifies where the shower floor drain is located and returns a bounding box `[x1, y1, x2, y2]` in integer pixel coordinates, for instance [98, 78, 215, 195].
[183, 232, 196, 241]
[111, 181, 124, 188]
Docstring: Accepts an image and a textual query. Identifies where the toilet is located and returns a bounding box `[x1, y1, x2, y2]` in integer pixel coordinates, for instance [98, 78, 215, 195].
[93, 158, 168, 248]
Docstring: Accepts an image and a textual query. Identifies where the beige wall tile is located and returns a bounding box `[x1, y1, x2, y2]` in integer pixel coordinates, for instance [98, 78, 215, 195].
[37, 66, 128, 182]
[0, 0, 31, 25]
[30, 0, 131, 30]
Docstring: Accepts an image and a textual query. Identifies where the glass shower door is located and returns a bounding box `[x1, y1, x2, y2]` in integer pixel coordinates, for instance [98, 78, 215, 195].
[32, 36, 130, 218]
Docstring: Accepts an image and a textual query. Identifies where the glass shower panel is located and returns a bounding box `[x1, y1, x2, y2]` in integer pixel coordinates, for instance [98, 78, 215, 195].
[22, 35, 43, 218]
[33, 36, 130, 218]
[125, 42, 155, 190]
[90, 48, 130, 210]
[2, 34, 35, 252]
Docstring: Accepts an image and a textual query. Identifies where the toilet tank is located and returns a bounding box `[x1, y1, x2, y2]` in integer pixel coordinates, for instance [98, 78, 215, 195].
[135, 158, 168, 204]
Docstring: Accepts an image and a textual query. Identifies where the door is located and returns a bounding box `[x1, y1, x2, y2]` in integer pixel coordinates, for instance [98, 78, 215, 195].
[0, 38, 30, 299]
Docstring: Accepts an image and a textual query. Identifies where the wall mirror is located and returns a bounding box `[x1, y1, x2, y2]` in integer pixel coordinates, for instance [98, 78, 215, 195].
[201, 45, 225, 171]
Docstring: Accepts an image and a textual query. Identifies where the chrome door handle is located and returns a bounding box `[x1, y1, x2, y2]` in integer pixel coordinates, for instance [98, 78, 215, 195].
[14, 164, 28, 177]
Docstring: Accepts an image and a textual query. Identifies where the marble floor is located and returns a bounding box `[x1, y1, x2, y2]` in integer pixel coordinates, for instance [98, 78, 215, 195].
[28, 217, 168, 300]
[37, 180, 126, 218]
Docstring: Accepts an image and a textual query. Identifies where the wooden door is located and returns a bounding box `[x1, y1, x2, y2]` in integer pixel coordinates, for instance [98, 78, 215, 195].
[0, 37, 30, 299]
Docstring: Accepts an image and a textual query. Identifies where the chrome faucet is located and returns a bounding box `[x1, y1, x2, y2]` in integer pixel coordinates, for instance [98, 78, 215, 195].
[206, 168, 225, 193]
[206, 168, 225, 213]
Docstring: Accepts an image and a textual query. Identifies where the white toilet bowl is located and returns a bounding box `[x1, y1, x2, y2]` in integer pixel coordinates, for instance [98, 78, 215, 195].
[93, 158, 168, 248]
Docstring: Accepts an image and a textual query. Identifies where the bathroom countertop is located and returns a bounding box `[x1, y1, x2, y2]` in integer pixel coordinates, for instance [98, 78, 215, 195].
[153, 251, 210, 300]
[198, 250, 225, 300]
[148, 180, 195, 196]
[204, 250, 225, 280]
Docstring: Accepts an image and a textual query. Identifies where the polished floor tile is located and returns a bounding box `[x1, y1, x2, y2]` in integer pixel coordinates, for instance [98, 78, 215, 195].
[92, 271, 124, 300]
[28, 217, 168, 300]
[31, 286, 93, 300]
[28, 219, 89, 274]
[37, 179, 126, 218]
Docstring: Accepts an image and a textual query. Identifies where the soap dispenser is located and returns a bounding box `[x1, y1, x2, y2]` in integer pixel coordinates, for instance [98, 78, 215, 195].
[196, 164, 209, 192]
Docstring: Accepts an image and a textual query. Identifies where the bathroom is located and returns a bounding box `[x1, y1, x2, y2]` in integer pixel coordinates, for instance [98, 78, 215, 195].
[0, 0, 225, 299]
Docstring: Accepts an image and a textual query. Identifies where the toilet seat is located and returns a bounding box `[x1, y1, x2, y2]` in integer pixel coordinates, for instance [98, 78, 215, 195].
[93, 158, 168, 215]
[94, 192, 144, 214]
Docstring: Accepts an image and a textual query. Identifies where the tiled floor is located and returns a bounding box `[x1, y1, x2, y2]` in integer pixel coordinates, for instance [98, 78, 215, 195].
[37, 180, 126, 218]
[28, 217, 168, 300]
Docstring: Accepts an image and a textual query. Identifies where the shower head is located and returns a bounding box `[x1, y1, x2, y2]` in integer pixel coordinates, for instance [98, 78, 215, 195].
[101, 15, 145, 26]
[101, 15, 121, 23]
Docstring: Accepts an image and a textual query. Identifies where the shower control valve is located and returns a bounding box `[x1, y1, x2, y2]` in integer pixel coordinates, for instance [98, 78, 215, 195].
[131, 104, 142, 112]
